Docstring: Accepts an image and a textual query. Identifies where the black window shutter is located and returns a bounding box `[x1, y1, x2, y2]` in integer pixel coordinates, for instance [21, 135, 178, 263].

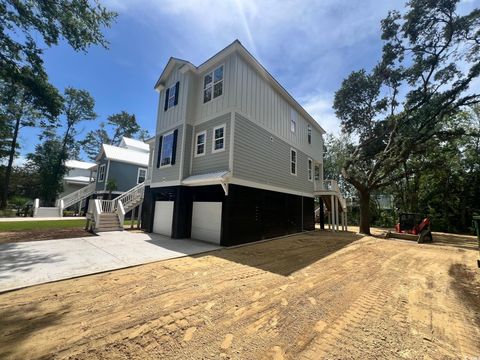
[156, 136, 163, 168]
[174, 81, 180, 106]
[171, 129, 178, 165]
[164, 88, 170, 111]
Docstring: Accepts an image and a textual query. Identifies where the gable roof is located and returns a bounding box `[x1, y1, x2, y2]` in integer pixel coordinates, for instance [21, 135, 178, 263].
[97, 144, 149, 167]
[119, 137, 150, 152]
[154, 40, 326, 134]
[65, 159, 96, 170]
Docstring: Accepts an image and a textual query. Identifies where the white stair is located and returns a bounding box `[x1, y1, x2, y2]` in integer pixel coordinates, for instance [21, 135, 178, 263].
[57, 182, 96, 210]
[95, 213, 123, 232]
[34, 207, 61, 218]
[86, 182, 147, 233]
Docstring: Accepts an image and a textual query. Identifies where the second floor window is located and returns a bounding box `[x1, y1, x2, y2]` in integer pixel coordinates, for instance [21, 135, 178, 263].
[98, 164, 106, 182]
[160, 132, 175, 167]
[204, 65, 223, 103]
[137, 168, 147, 184]
[212, 124, 225, 152]
[167, 84, 176, 108]
[290, 149, 297, 175]
[308, 125, 312, 144]
[195, 131, 206, 156]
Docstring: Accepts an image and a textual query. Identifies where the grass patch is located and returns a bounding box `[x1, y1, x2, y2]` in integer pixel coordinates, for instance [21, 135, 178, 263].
[0, 219, 86, 232]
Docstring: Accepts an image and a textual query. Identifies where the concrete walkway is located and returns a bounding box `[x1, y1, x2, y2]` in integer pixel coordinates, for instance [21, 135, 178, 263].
[0, 217, 86, 222]
[0, 232, 220, 292]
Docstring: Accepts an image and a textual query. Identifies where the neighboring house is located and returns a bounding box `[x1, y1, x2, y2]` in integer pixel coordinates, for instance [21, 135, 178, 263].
[141, 40, 346, 246]
[60, 160, 96, 198]
[94, 137, 150, 198]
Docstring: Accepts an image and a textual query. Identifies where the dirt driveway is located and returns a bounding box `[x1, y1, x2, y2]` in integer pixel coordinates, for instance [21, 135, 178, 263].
[0, 230, 479, 359]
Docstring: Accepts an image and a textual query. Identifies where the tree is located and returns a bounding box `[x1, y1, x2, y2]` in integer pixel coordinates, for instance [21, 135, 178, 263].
[80, 111, 150, 160]
[0, 81, 55, 209]
[333, 0, 480, 234]
[106, 179, 117, 200]
[0, 0, 116, 116]
[28, 87, 97, 204]
[27, 138, 65, 205]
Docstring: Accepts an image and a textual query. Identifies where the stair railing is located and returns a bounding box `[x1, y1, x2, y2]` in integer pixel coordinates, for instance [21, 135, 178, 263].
[57, 182, 96, 209]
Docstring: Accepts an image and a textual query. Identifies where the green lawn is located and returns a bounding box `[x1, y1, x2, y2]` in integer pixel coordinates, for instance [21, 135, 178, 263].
[0, 219, 86, 232]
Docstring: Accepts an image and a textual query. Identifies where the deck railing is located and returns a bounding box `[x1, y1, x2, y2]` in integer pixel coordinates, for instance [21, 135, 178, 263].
[113, 182, 146, 214]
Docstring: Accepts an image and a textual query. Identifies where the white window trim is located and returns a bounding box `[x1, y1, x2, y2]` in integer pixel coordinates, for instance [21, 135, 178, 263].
[194, 130, 207, 157]
[137, 168, 147, 184]
[167, 83, 176, 109]
[98, 164, 106, 182]
[307, 158, 313, 182]
[203, 64, 224, 104]
[212, 124, 226, 153]
[160, 130, 175, 168]
[290, 148, 297, 176]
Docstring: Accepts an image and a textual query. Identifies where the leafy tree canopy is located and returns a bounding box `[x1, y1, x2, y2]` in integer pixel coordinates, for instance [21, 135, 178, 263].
[80, 111, 150, 160]
[0, 0, 117, 116]
[332, 0, 480, 234]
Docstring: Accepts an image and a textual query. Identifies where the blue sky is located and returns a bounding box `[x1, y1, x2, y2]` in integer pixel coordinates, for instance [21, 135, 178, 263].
[16, 0, 478, 163]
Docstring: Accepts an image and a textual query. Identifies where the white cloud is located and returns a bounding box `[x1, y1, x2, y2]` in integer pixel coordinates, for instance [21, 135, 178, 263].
[301, 93, 341, 136]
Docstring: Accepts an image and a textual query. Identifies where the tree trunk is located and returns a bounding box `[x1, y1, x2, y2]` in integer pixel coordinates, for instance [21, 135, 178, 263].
[359, 190, 371, 235]
[1, 113, 22, 209]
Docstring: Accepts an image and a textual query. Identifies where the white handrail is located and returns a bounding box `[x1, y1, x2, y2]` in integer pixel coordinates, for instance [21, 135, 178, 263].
[113, 182, 145, 214]
[117, 200, 125, 228]
[100, 199, 115, 213]
[58, 182, 96, 209]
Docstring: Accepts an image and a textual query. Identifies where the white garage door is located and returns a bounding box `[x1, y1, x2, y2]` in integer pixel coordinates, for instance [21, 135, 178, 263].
[153, 201, 174, 236]
[191, 202, 222, 244]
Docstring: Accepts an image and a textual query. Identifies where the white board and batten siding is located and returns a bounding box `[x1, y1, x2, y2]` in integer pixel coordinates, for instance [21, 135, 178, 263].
[232, 54, 323, 162]
[191, 202, 222, 244]
[152, 201, 174, 236]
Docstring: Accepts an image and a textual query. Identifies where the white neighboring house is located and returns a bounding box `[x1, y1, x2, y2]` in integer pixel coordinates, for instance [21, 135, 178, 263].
[61, 160, 97, 198]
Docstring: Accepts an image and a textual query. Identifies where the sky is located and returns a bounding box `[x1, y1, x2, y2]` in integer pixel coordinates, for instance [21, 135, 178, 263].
[16, 0, 478, 163]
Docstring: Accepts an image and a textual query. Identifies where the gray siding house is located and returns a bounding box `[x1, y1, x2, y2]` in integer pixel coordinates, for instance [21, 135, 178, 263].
[142, 40, 337, 246]
[94, 137, 150, 198]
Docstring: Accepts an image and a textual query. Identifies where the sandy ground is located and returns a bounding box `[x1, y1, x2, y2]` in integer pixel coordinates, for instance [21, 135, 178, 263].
[0, 230, 479, 359]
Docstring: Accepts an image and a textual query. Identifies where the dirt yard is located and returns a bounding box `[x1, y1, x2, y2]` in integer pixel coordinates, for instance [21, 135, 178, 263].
[0, 230, 479, 359]
[0, 228, 93, 244]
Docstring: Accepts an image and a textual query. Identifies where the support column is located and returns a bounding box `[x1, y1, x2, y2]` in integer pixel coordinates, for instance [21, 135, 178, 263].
[137, 203, 143, 229]
[345, 212, 348, 232]
[335, 197, 340, 232]
[331, 195, 335, 232]
[319, 198, 325, 230]
[131, 207, 136, 229]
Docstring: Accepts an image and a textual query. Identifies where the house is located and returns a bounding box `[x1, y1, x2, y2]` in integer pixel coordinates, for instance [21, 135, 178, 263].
[141, 40, 347, 246]
[60, 160, 97, 198]
[94, 137, 151, 198]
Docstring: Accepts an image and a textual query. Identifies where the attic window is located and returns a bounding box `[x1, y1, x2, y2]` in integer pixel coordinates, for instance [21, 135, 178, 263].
[308, 125, 312, 144]
[167, 84, 176, 108]
[203, 65, 223, 103]
[291, 109, 296, 133]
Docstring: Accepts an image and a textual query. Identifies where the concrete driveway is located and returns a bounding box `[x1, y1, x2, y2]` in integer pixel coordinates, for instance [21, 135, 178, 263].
[0, 232, 220, 292]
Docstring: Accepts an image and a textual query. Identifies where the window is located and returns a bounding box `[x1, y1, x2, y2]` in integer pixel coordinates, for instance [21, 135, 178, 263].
[137, 168, 147, 184]
[307, 125, 312, 144]
[98, 164, 106, 182]
[308, 158, 313, 181]
[291, 109, 297, 133]
[315, 164, 321, 181]
[290, 149, 297, 175]
[212, 124, 226, 152]
[195, 131, 206, 157]
[167, 84, 176, 109]
[203, 65, 223, 103]
[160, 131, 175, 167]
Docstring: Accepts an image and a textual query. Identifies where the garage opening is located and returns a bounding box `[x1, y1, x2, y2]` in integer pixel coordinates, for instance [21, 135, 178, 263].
[191, 202, 222, 244]
[153, 201, 174, 237]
